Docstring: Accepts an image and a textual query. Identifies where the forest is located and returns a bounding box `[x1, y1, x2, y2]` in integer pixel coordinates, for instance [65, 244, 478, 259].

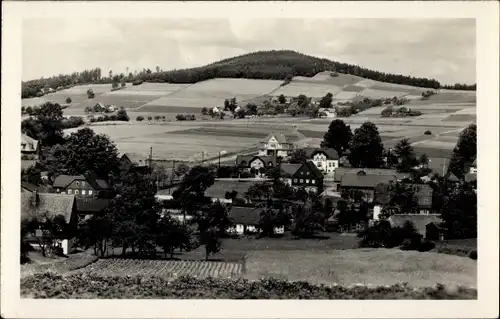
[21, 50, 476, 99]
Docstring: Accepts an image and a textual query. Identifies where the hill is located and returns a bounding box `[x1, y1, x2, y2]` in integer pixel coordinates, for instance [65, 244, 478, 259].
[22, 50, 475, 99]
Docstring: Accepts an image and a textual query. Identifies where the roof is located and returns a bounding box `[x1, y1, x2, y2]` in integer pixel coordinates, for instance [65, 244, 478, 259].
[21, 182, 39, 192]
[465, 172, 477, 183]
[447, 172, 460, 182]
[341, 171, 397, 188]
[21, 192, 76, 223]
[472, 158, 477, 167]
[388, 214, 442, 236]
[229, 206, 262, 225]
[310, 148, 339, 160]
[279, 163, 302, 177]
[75, 198, 110, 213]
[334, 168, 409, 183]
[205, 179, 260, 199]
[122, 153, 148, 167]
[52, 174, 110, 190]
[261, 132, 288, 144]
[236, 155, 277, 167]
[303, 161, 324, 179]
[21, 134, 39, 152]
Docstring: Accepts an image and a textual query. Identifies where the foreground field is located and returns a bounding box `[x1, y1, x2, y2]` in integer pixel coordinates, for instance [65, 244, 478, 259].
[21, 273, 477, 299]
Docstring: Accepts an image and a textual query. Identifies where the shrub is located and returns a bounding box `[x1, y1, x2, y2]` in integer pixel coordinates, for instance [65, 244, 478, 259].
[132, 79, 144, 86]
[418, 240, 436, 252]
[424, 130, 432, 135]
[468, 250, 477, 260]
[116, 108, 130, 121]
[136, 116, 144, 122]
[176, 114, 186, 121]
[66, 97, 72, 104]
[87, 89, 95, 99]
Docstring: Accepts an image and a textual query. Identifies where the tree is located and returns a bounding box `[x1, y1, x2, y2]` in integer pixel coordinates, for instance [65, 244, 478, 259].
[297, 94, 309, 109]
[258, 202, 289, 237]
[21, 102, 65, 147]
[24, 212, 69, 257]
[393, 138, 418, 172]
[387, 182, 419, 214]
[156, 215, 192, 259]
[440, 183, 477, 239]
[449, 124, 477, 179]
[77, 213, 112, 257]
[278, 94, 286, 104]
[136, 115, 144, 122]
[41, 127, 120, 179]
[198, 227, 221, 260]
[246, 103, 258, 115]
[201, 107, 208, 115]
[116, 108, 130, 121]
[224, 99, 230, 111]
[289, 149, 308, 164]
[66, 97, 72, 104]
[195, 201, 232, 237]
[147, 116, 153, 122]
[291, 199, 325, 237]
[87, 89, 95, 99]
[348, 121, 385, 168]
[319, 92, 333, 109]
[320, 119, 353, 157]
[418, 154, 429, 168]
[173, 163, 190, 180]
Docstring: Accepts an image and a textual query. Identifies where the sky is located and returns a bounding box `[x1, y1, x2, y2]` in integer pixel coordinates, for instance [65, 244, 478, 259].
[23, 19, 476, 85]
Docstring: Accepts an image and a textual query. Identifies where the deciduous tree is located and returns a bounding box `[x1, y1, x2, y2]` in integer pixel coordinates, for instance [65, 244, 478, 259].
[348, 121, 385, 168]
[320, 119, 353, 157]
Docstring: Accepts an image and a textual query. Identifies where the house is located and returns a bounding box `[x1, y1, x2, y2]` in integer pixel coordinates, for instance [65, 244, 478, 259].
[469, 158, 477, 174]
[373, 182, 434, 215]
[52, 174, 111, 198]
[425, 222, 446, 241]
[120, 153, 149, 173]
[235, 155, 277, 176]
[205, 179, 265, 204]
[339, 171, 398, 203]
[318, 108, 336, 118]
[333, 167, 410, 191]
[21, 192, 78, 255]
[280, 161, 324, 193]
[388, 214, 443, 240]
[227, 206, 284, 235]
[303, 148, 339, 175]
[21, 134, 40, 159]
[21, 182, 39, 194]
[258, 132, 294, 158]
[75, 198, 110, 217]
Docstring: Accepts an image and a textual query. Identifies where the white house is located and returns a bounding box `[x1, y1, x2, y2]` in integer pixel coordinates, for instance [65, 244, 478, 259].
[258, 132, 294, 158]
[303, 148, 340, 175]
[318, 108, 336, 118]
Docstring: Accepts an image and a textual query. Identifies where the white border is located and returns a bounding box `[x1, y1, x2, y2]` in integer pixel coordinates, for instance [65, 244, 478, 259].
[2, 1, 499, 318]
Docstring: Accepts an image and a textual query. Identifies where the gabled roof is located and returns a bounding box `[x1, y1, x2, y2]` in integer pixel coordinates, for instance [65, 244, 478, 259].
[75, 198, 111, 213]
[21, 182, 39, 193]
[310, 148, 339, 160]
[341, 172, 397, 188]
[229, 206, 263, 225]
[446, 172, 460, 182]
[21, 192, 76, 223]
[279, 163, 302, 177]
[121, 153, 148, 167]
[334, 168, 408, 183]
[205, 179, 260, 199]
[262, 132, 288, 144]
[21, 133, 39, 151]
[52, 174, 110, 190]
[303, 161, 324, 179]
[236, 155, 277, 167]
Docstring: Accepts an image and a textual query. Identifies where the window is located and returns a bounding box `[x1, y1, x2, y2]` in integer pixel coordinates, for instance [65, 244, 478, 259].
[88, 190, 93, 195]
[75, 190, 79, 195]
[67, 189, 72, 194]
[300, 179, 304, 183]
[306, 179, 310, 184]
[312, 180, 315, 184]
[81, 181, 86, 186]
[81, 190, 86, 195]
[306, 172, 310, 175]
[317, 162, 322, 167]
[293, 178, 298, 183]
[76, 181, 80, 186]
[329, 162, 333, 167]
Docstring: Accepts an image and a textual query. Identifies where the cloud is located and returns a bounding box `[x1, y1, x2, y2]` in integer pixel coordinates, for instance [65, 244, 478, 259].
[22, 18, 475, 84]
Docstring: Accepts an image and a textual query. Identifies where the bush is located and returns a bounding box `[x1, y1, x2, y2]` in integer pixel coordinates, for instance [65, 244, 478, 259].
[66, 97, 72, 104]
[132, 80, 144, 86]
[136, 116, 144, 122]
[424, 130, 432, 135]
[62, 116, 85, 129]
[116, 108, 130, 121]
[176, 114, 186, 121]
[418, 240, 436, 252]
[468, 250, 477, 260]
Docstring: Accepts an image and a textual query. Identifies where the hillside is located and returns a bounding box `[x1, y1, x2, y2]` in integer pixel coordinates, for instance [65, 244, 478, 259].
[22, 50, 475, 99]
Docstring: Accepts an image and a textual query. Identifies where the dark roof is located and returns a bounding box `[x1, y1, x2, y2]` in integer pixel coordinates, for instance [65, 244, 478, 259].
[52, 174, 110, 190]
[75, 198, 110, 213]
[341, 171, 397, 188]
[303, 161, 324, 179]
[205, 179, 260, 199]
[21, 182, 39, 192]
[122, 153, 148, 167]
[465, 173, 477, 183]
[229, 206, 262, 225]
[262, 132, 288, 144]
[280, 163, 302, 177]
[388, 214, 442, 236]
[21, 192, 76, 223]
[236, 155, 277, 167]
[334, 168, 408, 183]
[447, 172, 460, 182]
[310, 148, 339, 160]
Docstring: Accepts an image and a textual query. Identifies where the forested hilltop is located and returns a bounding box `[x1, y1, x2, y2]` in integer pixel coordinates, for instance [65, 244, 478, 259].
[22, 50, 476, 98]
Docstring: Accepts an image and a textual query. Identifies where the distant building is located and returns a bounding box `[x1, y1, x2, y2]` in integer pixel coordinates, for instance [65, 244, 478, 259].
[235, 155, 277, 177]
[21, 133, 40, 158]
[227, 206, 284, 235]
[388, 214, 443, 240]
[21, 192, 78, 255]
[52, 174, 111, 198]
[333, 167, 410, 191]
[339, 170, 398, 203]
[258, 133, 294, 158]
[302, 148, 339, 175]
[205, 179, 265, 204]
[280, 161, 324, 193]
[120, 153, 149, 173]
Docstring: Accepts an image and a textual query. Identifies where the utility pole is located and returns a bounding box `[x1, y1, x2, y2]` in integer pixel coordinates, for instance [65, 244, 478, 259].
[149, 146, 153, 175]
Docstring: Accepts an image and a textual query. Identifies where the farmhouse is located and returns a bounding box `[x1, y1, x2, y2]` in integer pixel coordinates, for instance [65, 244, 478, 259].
[21, 133, 40, 159]
[258, 132, 294, 158]
[227, 206, 284, 235]
[75, 198, 111, 217]
[120, 152, 149, 173]
[205, 179, 264, 204]
[280, 161, 324, 193]
[340, 171, 397, 203]
[373, 183, 434, 217]
[388, 214, 443, 240]
[303, 147, 339, 175]
[52, 174, 111, 198]
[333, 167, 410, 191]
[21, 192, 78, 255]
[235, 155, 277, 176]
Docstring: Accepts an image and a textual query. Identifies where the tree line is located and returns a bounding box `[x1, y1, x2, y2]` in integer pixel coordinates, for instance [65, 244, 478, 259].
[22, 50, 476, 99]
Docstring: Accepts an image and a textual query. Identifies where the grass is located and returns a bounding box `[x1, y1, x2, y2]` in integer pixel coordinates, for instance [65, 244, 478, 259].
[433, 239, 477, 257]
[244, 249, 477, 288]
[21, 250, 98, 279]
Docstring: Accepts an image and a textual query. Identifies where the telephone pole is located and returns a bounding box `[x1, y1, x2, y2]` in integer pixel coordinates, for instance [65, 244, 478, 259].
[149, 146, 153, 175]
